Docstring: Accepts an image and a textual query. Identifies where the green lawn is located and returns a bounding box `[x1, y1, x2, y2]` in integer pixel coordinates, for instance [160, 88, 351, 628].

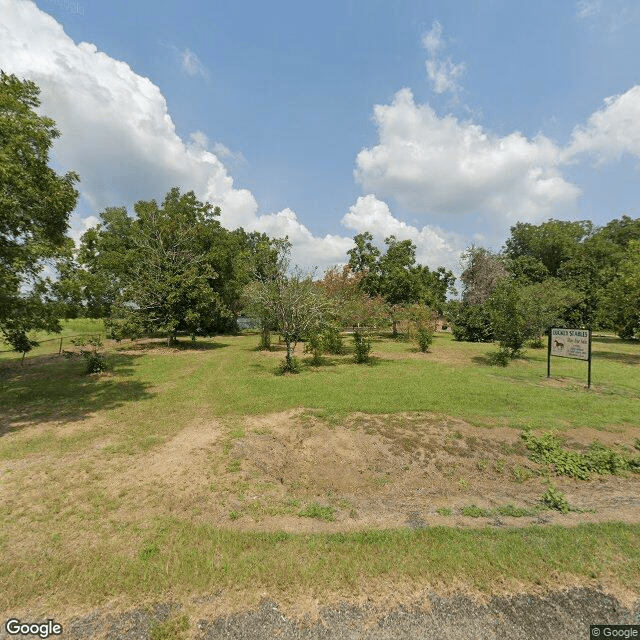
[1, 328, 639, 612]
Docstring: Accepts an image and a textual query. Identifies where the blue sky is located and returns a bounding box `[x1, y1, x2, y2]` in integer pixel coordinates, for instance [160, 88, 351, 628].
[2, 0, 640, 273]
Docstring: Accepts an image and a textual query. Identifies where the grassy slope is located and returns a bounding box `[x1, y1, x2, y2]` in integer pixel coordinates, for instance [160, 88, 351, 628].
[0, 330, 639, 611]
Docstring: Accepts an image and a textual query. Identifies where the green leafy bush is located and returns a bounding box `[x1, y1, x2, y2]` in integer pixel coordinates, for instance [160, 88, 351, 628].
[417, 328, 433, 353]
[322, 328, 344, 355]
[450, 304, 494, 342]
[353, 330, 372, 364]
[63, 337, 108, 374]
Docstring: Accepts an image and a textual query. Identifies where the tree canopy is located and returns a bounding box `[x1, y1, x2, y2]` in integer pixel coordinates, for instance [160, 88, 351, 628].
[0, 71, 79, 348]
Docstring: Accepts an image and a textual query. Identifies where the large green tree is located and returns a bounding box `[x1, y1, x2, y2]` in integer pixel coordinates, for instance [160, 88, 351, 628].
[0, 71, 79, 348]
[346, 233, 455, 330]
[605, 239, 640, 340]
[105, 188, 231, 344]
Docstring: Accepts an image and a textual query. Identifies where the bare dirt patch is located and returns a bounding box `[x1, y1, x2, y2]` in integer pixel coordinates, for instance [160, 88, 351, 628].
[3, 410, 639, 538]
[224, 410, 640, 531]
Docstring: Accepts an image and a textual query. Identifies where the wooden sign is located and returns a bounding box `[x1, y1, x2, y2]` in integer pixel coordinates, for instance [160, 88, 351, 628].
[547, 327, 592, 388]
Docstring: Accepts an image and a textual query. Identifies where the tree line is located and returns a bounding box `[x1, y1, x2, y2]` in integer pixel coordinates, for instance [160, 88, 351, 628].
[2, 71, 638, 371]
[449, 218, 640, 361]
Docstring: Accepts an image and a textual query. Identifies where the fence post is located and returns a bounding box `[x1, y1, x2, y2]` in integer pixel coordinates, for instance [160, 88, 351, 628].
[59, 336, 64, 354]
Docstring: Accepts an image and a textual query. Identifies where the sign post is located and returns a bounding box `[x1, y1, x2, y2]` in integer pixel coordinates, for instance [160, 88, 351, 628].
[547, 327, 592, 388]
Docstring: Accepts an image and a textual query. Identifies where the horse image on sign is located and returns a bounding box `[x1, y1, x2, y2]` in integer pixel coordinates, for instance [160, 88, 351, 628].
[550, 328, 590, 360]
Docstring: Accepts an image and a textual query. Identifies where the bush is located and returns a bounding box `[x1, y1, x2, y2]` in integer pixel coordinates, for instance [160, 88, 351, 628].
[450, 304, 494, 342]
[303, 331, 324, 365]
[63, 337, 108, 374]
[277, 355, 301, 374]
[416, 328, 433, 352]
[352, 330, 372, 364]
[487, 348, 511, 367]
[322, 328, 344, 355]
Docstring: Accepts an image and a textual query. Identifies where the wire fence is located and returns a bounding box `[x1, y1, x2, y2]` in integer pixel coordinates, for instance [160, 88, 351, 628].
[0, 333, 103, 355]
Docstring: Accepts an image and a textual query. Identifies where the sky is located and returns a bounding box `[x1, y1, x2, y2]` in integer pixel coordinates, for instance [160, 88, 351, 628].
[2, 0, 640, 276]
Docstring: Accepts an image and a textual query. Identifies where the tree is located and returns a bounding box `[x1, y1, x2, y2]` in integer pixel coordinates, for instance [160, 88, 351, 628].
[503, 219, 593, 278]
[243, 269, 329, 373]
[605, 240, 640, 340]
[105, 188, 229, 345]
[0, 71, 79, 348]
[459, 246, 508, 305]
[318, 266, 387, 331]
[346, 233, 455, 335]
[486, 279, 530, 358]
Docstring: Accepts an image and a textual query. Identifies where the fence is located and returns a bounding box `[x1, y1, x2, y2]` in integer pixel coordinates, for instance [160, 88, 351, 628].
[0, 333, 103, 356]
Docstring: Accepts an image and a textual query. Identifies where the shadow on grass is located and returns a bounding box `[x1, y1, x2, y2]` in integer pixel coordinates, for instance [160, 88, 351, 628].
[591, 349, 640, 365]
[472, 352, 528, 367]
[592, 335, 634, 345]
[0, 353, 155, 436]
[114, 338, 229, 352]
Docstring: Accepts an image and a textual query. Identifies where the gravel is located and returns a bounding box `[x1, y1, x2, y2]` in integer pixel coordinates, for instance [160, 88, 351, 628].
[4, 587, 637, 640]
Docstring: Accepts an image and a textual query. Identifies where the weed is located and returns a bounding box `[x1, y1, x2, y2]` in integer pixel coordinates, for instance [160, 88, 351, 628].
[511, 465, 533, 483]
[299, 503, 336, 522]
[458, 477, 469, 489]
[494, 504, 538, 518]
[436, 507, 452, 516]
[139, 544, 160, 562]
[495, 460, 505, 474]
[477, 459, 488, 472]
[540, 484, 570, 514]
[461, 505, 492, 518]
[150, 614, 189, 640]
[227, 460, 241, 473]
[229, 511, 241, 521]
[522, 430, 640, 479]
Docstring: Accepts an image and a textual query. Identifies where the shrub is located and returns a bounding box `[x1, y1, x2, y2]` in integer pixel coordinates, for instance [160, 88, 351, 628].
[277, 355, 301, 374]
[352, 330, 372, 364]
[63, 337, 108, 374]
[322, 328, 344, 355]
[417, 328, 433, 352]
[303, 331, 324, 365]
[450, 304, 494, 342]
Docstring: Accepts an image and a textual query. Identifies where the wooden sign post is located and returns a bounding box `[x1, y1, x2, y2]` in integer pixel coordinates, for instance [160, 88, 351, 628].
[547, 328, 592, 388]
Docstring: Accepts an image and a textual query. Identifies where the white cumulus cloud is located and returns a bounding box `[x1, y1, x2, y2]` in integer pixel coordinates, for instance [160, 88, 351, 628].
[342, 195, 464, 272]
[0, 0, 353, 272]
[355, 88, 581, 227]
[567, 85, 640, 162]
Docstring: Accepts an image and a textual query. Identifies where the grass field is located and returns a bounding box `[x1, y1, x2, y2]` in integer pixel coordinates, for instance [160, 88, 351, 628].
[1, 324, 639, 621]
